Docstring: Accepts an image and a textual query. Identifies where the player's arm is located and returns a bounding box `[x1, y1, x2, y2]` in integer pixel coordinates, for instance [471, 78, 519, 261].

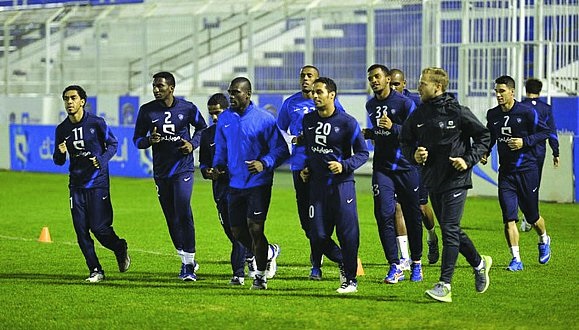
[390, 99, 416, 137]
[400, 110, 421, 165]
[92, 121, 118, 169]
[546, 106, 560, 161]
[461, 106, 490, 167]
[133, 107, 153, 149]
[521, 109, 550, 148]
[189, 105, 208, 150]
[481, 111, 497, 165]
[53, 126, 67, 166]
[259, 122, 290, 171]
[340, 122, 369, 173]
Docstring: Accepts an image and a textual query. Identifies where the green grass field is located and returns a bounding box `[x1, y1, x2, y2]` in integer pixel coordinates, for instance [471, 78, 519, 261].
[0, 170, 577, 329]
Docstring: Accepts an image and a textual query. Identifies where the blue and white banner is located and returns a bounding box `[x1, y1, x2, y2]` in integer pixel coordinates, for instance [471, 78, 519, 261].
[9, 124, 153, 178]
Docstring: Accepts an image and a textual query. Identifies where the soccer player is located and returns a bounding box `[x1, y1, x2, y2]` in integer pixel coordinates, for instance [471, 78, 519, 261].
[519, 78, 560, 232]
[210, 77, 289, 290]
[400, 67, 492, 303]
[300, 77, 369, 293]
[363, 64, 423, 284]
[53, 85, 130, 283]
[482, 75, 552, 272]
[199, 93, 255, 285]
[133, 72, 207, 281]
[276, 65, 345, 280]
[390, 68, 440, 265]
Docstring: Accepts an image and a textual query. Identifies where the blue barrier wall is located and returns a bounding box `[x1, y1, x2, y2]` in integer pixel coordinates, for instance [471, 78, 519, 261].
[552, 97, 579, 202]
[9, 125, 153, 178]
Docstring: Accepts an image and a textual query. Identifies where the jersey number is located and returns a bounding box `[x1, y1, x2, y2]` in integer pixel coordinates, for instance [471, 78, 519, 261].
[501, 115, 512, 136]
[163, 112, 176, 135]
[71, 127, 85, 150]
[315, 122, 331, 146]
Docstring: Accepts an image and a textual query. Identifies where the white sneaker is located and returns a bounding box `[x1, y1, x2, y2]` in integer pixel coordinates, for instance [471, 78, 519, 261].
[520, 217, 533, 232]
[265, 244, 280, 279]
[399, 258, 411, 271]
[246, 257, 257, 279]
[85, 271, 104, 283]
[336, 279, 358, 293]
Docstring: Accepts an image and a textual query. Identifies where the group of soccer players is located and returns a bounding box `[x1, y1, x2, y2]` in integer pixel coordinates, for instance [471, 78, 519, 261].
[53, 63, 557, 302]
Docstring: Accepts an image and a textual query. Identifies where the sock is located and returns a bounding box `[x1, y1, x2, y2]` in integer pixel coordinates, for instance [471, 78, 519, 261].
[427, 229, 436, 241]
[183, 252, 195, 265]
[510, 246, 521, 261]
[474, 259, 484, 271]
[177, 249, 185, 264]
[397, 235, 409, 260]
[539, 232, 549, 244]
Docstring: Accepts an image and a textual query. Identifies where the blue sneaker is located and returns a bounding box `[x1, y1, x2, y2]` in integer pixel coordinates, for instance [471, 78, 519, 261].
[179, 261, 199, 281]
[309, 267, 322, 280]
[538, 236, 551, 264]
[506, 258, 524, 272]
[410, 262, 423, 282]
[384, 264, 405, 284]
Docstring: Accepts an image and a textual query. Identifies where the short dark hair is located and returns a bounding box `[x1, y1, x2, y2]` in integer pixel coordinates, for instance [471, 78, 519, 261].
[389, 68, 404, 78]
[208, 93, 229, 109]
[525, 78, 543, 94]
[153, 71, 176, 87]
[62, 85, 87, 101]
[367, 64, 390, 75]
[230, 76, 252, 93]
[301, 65, 320, 75]
[314, 77, 337, 94]
[495, 75, 516, 89]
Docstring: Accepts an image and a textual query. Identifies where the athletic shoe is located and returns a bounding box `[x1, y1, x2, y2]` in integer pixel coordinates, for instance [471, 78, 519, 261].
[229, 276, 244, 286]
[309, 267, 322, 281]
[538, 235, 551, 264]
[115, 240, 130, 273]
[336, 279, 358, 294]
[410, 262, 423, 282]
[506, 258, 523, 272]
[250, 274, 267, 290]
[86, 270, 104, 283]
[265, 244, 280, 279]
[399, 258, 411, 271]
[425, 282, 452, 303]
[338, 263, 346, 285]
[246, 257, 257, 279]
[384, 264, 405, 284]
[474, 255, 492, 293]
[181, 263, 198, 281]
[427, 235, 440, 264]
[520, 217, 533, 232]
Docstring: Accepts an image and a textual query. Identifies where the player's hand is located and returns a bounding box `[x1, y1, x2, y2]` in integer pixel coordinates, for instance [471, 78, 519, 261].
[362, 128, 374, 140]
[414, 146, 428, 165]
[327, 161, 343, 174]
[149, 126, 161, 144]
[89, 156, 101, 169]
[178, 138, 193, 154]
[480, 154, 488, 165]
[378, 113, 392, 130]
[293, 134, 305, 146]
[204, 167, 222, 180]
[553, 156, 559, 168]
[245, 160, 264, 174]
[449, 156, 467, 171]
[58, 141, 67, 154]
[300, 167, 310, 183]
[507, 137, 523, 150]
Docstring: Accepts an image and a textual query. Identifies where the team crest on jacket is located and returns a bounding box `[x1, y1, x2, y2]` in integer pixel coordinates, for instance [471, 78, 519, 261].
[90, 128, 95, 134]
[438, 121, 444, 128]
[517, 118, 522, 123]
[334, 127, 340, 133]
[178, 114, 184, 120]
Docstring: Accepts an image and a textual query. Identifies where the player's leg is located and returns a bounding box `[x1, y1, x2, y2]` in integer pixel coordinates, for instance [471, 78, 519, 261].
[394, 203, 410, 270]
[70, 189, 103, 282]
[498, 173, 523, 271]
[293, 170, 322, 279]
[217, 194, 246, 283]
[372, 171, 402, 283]
[172, 172, 197, 280]
[246, 185, 274, 288]
[86, 188, 130, 273]
[518, 170, 551, 264]
[396, 168, 423, 281]
[334, 181, 359, 293]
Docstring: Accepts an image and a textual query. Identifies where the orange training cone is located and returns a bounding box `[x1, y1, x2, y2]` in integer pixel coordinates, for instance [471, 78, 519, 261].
[356, 257, 365, 276]
[38, 226, 53, 243]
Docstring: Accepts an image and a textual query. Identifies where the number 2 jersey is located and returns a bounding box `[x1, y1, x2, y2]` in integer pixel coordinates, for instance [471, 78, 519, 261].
[53, 111, 118, 189]
[133, 98, 207, 179]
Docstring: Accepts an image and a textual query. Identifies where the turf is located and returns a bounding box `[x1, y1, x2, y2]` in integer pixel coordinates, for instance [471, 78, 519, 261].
[0, 170, 577, 329]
